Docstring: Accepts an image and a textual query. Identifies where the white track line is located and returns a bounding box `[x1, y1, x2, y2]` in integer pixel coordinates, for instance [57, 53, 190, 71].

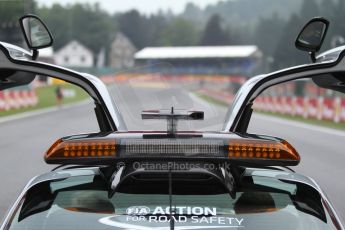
[0, 100, 92, 124]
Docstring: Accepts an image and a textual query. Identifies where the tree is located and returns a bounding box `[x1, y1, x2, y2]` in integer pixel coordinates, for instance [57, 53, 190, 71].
[273, 14, 307, 69]
[118, 10, 146, 49]
[181, 3, 203, 26]
[199, 14, 230, 46]
[38, 3, 115, 54]
[254, 14, 285, 58]
[325, 0, 345, 50]
[159, 18, 198, 46]
[142, 14, 168, 47]
[299, 0, 319, 22]
[272, 0, 322, 70]
[0, 0, 36, 46]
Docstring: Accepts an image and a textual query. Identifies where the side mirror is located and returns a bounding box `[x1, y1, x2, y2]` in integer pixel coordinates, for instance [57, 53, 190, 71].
[19, 15, 53, 60]
[295, 17, 329, 63]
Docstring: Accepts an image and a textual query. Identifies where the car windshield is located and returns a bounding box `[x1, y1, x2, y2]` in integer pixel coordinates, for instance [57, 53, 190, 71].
[8, 171, 337, 230]
[105, 63, 248, 131]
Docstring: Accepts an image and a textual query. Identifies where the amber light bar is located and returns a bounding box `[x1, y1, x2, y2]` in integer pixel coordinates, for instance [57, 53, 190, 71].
[228, 139, 300, 164]
[44, 136, 300, 166]
[45, 138, 116, 164]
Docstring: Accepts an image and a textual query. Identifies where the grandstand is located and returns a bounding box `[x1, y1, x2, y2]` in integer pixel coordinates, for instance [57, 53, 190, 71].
[134, 46, 263, 76]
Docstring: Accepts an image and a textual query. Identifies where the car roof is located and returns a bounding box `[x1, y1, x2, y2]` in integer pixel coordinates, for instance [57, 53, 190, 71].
[316, 45, 345, 63]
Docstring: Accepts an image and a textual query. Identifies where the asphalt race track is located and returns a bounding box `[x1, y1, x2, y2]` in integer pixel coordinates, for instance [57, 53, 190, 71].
[1, 81, 345, 224]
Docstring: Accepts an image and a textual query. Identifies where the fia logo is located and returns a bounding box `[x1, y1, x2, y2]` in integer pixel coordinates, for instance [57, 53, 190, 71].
[126, 206, 150, 216]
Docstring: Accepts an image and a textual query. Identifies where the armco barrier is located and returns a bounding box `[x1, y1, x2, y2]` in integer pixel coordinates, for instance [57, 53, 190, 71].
[0, 90, 38, 111]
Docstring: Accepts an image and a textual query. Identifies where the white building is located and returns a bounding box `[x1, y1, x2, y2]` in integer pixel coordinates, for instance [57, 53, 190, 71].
[38, 47, 54, 64]
[54, 40, 94, 68]
[109, 32, 136, 69]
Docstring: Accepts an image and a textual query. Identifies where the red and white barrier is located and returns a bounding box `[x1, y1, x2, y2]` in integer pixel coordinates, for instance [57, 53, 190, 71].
[0, 89, 38, 111]
[254, 96, 345, 123]
[0, 92, 5, 111]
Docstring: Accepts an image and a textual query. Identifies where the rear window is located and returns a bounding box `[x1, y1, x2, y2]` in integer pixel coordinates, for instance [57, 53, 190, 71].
[8, 170, 337, 230]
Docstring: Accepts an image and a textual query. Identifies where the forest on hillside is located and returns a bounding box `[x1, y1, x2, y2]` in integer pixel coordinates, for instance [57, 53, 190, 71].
[0, 0, 344, 71]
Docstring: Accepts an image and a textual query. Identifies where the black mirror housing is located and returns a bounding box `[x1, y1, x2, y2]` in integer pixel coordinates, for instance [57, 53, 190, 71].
[295, 17, 329, 62]
[19, 14, 53, 50]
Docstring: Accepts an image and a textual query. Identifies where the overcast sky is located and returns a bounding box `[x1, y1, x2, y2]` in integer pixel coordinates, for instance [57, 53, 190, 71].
[36, 0, 221, 14]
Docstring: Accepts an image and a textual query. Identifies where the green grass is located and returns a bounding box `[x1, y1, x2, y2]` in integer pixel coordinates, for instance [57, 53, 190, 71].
[195, 91, 345, 131]
[0, 84, 89, 117]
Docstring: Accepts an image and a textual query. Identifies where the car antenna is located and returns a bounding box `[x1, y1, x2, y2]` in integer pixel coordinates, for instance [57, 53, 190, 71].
[169, 167, 175, 230]
[141, 107, 204, 137]
[168, 107, 176, 135]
